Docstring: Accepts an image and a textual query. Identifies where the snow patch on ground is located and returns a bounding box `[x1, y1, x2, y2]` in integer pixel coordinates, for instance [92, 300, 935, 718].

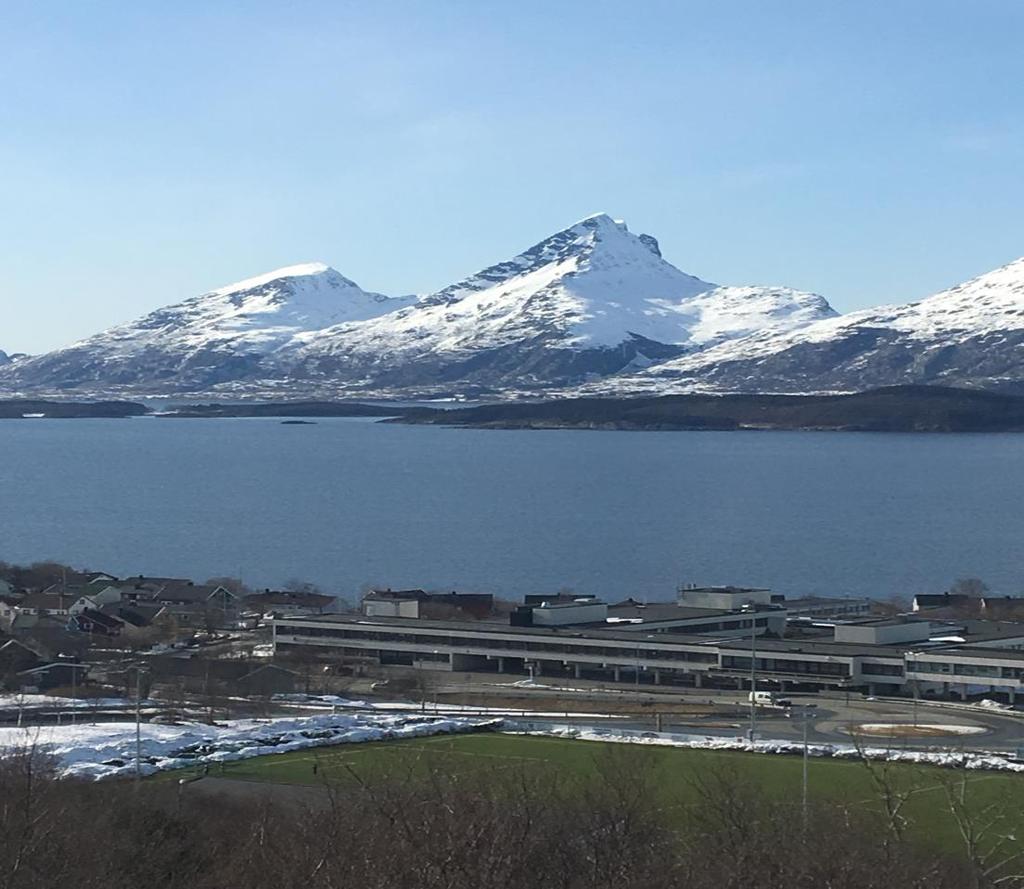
[272, 694, 618, 719]
[0, 694, 149, 711]
[0, 712, 498, 781]
[509, 724, 1024, 773]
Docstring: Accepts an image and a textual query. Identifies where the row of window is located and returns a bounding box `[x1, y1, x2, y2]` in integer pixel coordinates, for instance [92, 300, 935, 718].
[911, 660, 1024, 679]
[276, 624, 718, 663]
[721, 655, 850, 677]
[861, 662, 904, 676]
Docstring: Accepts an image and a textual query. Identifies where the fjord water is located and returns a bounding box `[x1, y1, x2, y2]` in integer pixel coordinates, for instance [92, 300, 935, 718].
[0, 417, 1021, 601]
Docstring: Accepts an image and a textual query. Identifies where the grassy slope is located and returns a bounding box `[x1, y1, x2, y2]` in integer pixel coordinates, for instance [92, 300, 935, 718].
[171, 733, 1024, 850]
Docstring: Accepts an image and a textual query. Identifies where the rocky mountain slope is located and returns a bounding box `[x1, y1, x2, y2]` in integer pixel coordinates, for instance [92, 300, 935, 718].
[599, 256, 1024, 395]
[0, 215, 834, 398]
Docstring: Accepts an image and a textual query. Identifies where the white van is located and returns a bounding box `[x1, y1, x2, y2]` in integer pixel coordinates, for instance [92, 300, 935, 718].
[748, 691, 792, 708]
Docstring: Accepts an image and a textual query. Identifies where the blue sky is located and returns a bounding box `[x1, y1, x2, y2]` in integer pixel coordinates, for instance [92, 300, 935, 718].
[3, 0, 1023, 353]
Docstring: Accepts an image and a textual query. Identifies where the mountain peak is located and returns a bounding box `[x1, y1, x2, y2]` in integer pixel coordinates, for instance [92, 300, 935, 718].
[209, 262, 342, 298]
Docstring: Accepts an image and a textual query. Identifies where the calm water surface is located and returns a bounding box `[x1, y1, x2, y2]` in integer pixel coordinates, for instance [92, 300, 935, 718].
[0, 417, 1021, 601]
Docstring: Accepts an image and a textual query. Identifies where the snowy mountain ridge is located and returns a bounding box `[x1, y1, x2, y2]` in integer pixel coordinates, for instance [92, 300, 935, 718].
[284, 213, 835, 391]
[603, 254, 1024, 395]
[0, 213, 837, 397]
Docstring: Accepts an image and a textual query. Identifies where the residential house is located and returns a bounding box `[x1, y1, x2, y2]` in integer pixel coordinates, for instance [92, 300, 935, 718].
[0, 595, 23, 630]
[67, 585, 123, 615]
[981, 596, 1024, 620]
[362, 589, 494, 620]
[243, 589, 337, 617]
[99, 601, 168, 638]
[16, 591, 76, 618]
[0, 638, 47, 689]
[150, 583, 239, 627]
[913, 593, 975, 613]
[236, 664, 300, 696]
[116, 576, 194, 606]
[16, 660, 89, 692]
[41, 570, 119, 597]
[67, 608, 124, 637]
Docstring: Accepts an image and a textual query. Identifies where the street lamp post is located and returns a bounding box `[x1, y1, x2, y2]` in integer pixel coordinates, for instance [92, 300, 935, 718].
[748, 616, 758, 743]
[800, 704, 816, 834]
[133, 664, 150, 788]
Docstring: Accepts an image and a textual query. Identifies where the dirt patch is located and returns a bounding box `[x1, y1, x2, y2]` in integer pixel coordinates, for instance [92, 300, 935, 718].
[849, 723, 987, 738]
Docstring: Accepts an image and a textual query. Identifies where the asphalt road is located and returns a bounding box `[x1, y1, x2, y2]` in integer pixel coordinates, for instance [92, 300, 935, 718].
[403, 678, 1024, 753]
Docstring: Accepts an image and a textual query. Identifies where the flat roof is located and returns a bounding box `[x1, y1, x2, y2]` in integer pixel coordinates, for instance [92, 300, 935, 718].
[951, 620, 1024, 641]
[911, 646, 1024, 663]
[835, 617, 931, 628]
[680, 586, 770, 594]
[275, 613, 733, 646]
[715, 637, 910, 659]
[605, 603, 761, 621]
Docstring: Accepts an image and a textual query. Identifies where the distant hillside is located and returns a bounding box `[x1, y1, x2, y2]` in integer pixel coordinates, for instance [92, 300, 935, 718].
[161, 402, 403, 418]
[0, 400, 148, 419]
[393, 386, 1024, 432]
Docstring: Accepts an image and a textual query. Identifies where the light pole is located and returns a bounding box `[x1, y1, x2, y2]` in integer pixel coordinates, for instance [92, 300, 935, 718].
[913, 651, 921, 729]
[748, 615, 758, 743]
[800, 704, 816, 834]
[133, 664, 149, 788]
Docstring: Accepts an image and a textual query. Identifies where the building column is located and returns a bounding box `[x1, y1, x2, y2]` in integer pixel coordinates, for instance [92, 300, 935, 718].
[613, 667, 621, 683]
[693, 671, 703, 689]
[574, 664, 582, 680]
[1010, 687, 1017, 705]
[654, 669, 662, 685]
[497, 657, 505, 673]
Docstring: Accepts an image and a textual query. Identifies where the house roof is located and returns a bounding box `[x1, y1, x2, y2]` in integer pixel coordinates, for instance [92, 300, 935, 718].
[0, 637, 46, 658]
[19, 592, 74, 610]
[151, 583, 234, 604]
[126, 575, 193, 588]
[244, 590, 335, 608]
[364, 589, 430, 601]
[41, 571, 118, 594]
[915, 593, 973, 607]
[238, 664, 300, 682]
[100, 602, 165, 627]
[18, 661, 89, 676]
[75, 608, 124, 631]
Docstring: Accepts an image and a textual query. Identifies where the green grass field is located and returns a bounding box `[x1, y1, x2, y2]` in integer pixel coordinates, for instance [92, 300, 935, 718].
[172, 732, 1024, 850]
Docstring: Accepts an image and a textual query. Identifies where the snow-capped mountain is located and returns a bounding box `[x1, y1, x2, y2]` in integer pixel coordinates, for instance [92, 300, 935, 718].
[0, 350, 29, 367]
[604, 256, 1024, 395]
[281, 214, 835, 394]
[2, 264, 412, 392]
[0, 214, 834, 398]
